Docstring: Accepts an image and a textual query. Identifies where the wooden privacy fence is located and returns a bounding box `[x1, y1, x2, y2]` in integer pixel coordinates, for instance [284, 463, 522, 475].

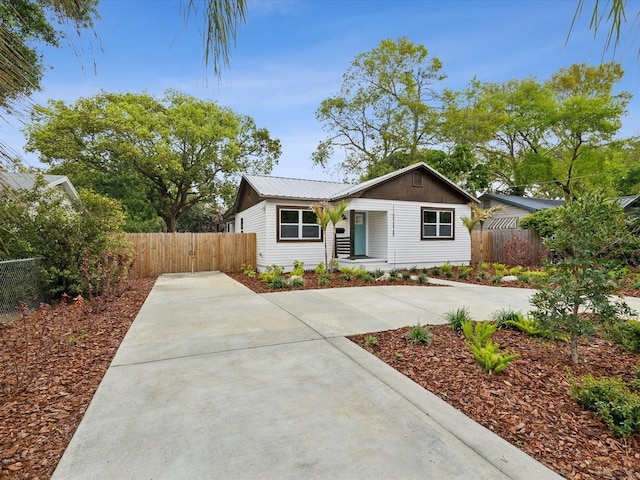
[126, 233, 256, 277]
[471, 229, 547, 266]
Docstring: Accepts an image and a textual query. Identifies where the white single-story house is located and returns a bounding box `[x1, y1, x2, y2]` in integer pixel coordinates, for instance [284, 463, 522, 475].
[0, 172, 79, 206]
[224, 162, 479, 272]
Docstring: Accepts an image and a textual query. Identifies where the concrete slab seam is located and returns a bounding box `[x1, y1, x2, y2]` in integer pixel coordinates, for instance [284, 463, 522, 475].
[326, 337, 563, 480]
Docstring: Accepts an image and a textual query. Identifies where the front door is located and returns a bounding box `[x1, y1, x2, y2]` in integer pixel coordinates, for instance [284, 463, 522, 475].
[354, 212, 366, 256]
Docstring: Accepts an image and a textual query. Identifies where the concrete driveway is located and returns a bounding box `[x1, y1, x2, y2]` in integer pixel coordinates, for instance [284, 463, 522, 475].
[52, 272, 563, 480]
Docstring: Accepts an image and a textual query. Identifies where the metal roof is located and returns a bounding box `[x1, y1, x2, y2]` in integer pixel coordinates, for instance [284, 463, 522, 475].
[0, 172, 79, 200]
[243, 175, 349, 200]
[480, 193, 564, 213]
[619, 195, 640, 209]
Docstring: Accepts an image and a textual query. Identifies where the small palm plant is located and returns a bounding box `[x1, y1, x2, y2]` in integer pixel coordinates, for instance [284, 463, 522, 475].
[461, 203, 504, 267]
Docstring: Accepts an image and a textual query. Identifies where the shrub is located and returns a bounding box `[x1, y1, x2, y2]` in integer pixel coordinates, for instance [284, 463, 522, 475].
[440, 262, 453, 277]
[401, 271, 411, 280]
[492, 263, 507, 277]
[430, 266, 441, 276]
[317, 273, 331, 286]
[417, 274, 428, 284]
[355, 269, 374, 283]
[269, 276, 287, 289]
[507, 265, 524, 276]
[241, 263, 256, 278]
[292, 260, 305, 276]
[409, 265, 418, 274]
[291, 277, 305, 288]
[315, 262, 326, 275]
[421, 267, 429, 275]
[569, 374, 640, 437]
[605, 320, 640, 353]
[406, 323, 432, 344]
[462, 320, 519, 374]
[504, 235, 532, 266]
[475, 271, 488, 281]
[457, 265, 474, 280]
[366, 335, 378, 347]
[444, 306, 471, 331]
[492, 308, 524, 329]
[490, 275, 502, 284]
[389, 269, 398, 279]
[373, 269, 384, 278]
[0, 183, 131, 298]
[260, 264, 284, 285]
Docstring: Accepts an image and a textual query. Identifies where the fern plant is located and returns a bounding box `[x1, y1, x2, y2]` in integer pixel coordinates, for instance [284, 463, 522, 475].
[462, 320, 519, 374]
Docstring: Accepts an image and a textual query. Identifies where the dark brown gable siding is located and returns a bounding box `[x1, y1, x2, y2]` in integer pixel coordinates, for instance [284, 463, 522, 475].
[355, 168, 469, 204]
[237, 183, 263, 213]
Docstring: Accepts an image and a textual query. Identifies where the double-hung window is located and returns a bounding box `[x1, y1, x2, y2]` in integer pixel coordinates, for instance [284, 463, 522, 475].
[421, 208, 454, 240]
[278, 207, 321, 241]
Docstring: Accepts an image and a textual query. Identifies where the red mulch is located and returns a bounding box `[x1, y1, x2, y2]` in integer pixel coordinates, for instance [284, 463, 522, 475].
[0, 277, 156, 480]
[349, 326, 640, 480]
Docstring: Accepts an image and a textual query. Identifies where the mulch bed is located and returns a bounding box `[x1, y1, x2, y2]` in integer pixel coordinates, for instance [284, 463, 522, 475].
[349, 326, 640, 480]
[0, 277, 156, 480]
[226, 270, 442, 294]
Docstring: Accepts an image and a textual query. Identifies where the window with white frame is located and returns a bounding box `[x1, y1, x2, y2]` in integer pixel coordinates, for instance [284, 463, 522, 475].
[421, 208, 454, 239]
[278, 207, 321, 241]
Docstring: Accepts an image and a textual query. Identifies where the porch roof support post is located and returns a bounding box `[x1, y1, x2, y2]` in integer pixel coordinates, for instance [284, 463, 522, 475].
[349, 209, 355, 260]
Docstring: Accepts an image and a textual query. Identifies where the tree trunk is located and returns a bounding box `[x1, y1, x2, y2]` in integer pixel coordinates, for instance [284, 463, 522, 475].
[570, 337, 579, 364]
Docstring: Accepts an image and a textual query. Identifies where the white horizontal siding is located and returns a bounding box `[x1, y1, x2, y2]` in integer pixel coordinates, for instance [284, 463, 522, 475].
[235, 201, 267, 270]
[349, 198, 471, 269]
[367, 210, 387, 258]
[263, 200, 334, 272]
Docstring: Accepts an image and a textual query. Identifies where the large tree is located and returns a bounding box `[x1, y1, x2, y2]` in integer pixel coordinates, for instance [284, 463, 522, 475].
[444, 63, 631, 199]
[312, 37, 446, 180]
[1, 0, 246, 164]
[25, 90, 281, 232]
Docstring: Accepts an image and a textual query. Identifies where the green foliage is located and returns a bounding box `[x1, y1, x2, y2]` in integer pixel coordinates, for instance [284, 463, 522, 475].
[366, 335, 378, 347]
[355, 269, 374, 283]
[475, 271, 488, 281]
[315, 262, 326, 275]
[313, 37, 446, 179]
[417, 274, 428, 284]
[444, 307, 472, 331]
[429, 266, 440, 276]
[605, 320, 640, 353]
[531, 192, 636, 363]
[291, 277, 305, 288]
[569, 374, 640, 437]
[259, 264, 284, 286]
[492, 308, 525, 329]
[519, 209, 560, 238]
[317, 272, 331, 287]
[0, 181, 130, 298]
[507, 265, 524, 276]
[490, 275, 502, 284]
[462, 320, 519, 374]
[241, 263, 256, 278]
[269, 276, 287, 289]
[440, 262, 453, 277]
[492, 263, 507, 277]
[291, 260, 305, 276]
[409, 265, 418, 274]
[457, 265, 474, 280]
[373, 269, 384, 278]
[401, 271, 411, 280]
[26, 90, 281, 231]
[406, 323, 432, 345]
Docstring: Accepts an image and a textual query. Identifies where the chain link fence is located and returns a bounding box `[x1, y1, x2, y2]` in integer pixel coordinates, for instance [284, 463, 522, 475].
[0, 258, 47, 322]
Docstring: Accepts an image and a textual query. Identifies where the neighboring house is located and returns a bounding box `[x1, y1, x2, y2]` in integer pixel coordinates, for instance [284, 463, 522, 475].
[479, 194, 565, 230]
[224, 162, 478, 272]
[481, 193, 640, 230]
[0, 172, 79, 206]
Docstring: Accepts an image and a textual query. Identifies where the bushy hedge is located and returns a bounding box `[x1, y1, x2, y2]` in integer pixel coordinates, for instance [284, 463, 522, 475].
[0, 176, 131, 298]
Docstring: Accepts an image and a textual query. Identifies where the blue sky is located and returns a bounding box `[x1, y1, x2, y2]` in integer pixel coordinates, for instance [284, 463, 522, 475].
[5, 0, 640, 181]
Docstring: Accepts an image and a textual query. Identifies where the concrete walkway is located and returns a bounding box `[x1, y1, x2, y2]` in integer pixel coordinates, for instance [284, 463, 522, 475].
[52, 272, 565, 480]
